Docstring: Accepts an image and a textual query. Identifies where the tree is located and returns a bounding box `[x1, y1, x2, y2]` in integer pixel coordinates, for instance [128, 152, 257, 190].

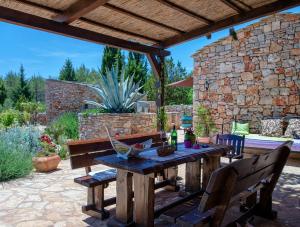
[12, 65, 31, 103]
[75, 64, 99, 84]
[144, 57, 193, 105]
[5, 71, 19, 103]
[59, 58, 76, 81]
[29, 75, 45, 102]
[0, 77, 6, 106]
[100, 46, 124, 77]
[125, 52, 148, 88]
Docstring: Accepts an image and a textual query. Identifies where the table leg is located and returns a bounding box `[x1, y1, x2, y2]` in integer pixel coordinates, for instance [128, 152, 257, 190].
[115, 169, 133, 224]
[163, 166, 179, 191]
[133, 173, 155, 227]
[185, 160, 201, 193]
[202, 155, 221, 189]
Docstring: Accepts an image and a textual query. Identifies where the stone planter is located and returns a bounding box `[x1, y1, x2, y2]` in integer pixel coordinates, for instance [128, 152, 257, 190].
[79, 112, 157, 139]
[32, 155, 61, 172]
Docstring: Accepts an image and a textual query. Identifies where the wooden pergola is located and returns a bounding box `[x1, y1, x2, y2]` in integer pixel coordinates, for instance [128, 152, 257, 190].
[0, 0, 299, 113]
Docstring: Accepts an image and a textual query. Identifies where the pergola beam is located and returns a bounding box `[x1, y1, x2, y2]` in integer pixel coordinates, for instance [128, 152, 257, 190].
[104, 3, 185, 34]
[53, 0, 110, 24]
[155, 0, 213, 24]
[162, 0, 300, 47]
[0, 6, 170, 56]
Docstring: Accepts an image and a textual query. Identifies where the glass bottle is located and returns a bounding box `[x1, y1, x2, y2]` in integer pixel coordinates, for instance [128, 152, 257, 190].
[171, 124, 178, 150]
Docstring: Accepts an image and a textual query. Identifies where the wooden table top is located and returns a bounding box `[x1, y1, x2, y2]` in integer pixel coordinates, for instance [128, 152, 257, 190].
[94, 143, 231, 175]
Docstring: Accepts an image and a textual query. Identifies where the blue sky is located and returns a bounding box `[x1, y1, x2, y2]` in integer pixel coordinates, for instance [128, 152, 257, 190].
[0, 7, 299, 79]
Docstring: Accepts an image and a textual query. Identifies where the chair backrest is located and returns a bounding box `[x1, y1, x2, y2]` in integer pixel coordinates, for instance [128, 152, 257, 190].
[67, 132, 163, 170]
[199, 141, 291, 226]
[216, 134, 245, 158]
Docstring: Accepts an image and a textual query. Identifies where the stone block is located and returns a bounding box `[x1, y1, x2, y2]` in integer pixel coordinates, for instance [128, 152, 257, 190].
[236, 95, 245, 105]
[241, 72, 254, 81]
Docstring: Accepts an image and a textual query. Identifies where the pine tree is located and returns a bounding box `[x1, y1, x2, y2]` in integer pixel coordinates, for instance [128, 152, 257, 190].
[12, 65, 31, 103]
[0, 77, 6, 106]
[100, 47, 124, 77]
[125, 52, 148, 88]
[59, 58, 76, 81]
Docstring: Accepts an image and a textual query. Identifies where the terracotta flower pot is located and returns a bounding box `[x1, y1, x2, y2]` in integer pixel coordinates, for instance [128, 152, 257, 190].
[32, 154, 61, 172]
[197, 137, 210, 144]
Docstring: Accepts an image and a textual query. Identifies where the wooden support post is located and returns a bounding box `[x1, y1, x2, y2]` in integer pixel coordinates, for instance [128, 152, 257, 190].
[185, 160, 201, 193]
[114, 169, 133, 225]
[147, 53, 166, 131]
[134, 173, 155, 227]
[202, 155, 221, 189]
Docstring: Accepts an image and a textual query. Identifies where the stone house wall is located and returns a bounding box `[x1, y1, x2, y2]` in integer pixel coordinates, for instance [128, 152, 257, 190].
[79, 113, 156, 139]
[192, 14, 300, 133]
[45, 79, 101, 122]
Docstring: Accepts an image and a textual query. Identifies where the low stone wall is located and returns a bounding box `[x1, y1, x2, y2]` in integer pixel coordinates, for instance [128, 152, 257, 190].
[165, 105, 193, 116]
[79, 113, 157, 139]
[166, 112, 181, 130]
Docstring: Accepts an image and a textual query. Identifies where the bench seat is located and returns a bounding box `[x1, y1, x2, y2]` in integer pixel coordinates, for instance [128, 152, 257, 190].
[74, 169, 117, 187]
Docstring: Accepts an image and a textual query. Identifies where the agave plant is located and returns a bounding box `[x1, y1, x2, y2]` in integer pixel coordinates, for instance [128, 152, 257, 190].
[85, 66, 146, 113]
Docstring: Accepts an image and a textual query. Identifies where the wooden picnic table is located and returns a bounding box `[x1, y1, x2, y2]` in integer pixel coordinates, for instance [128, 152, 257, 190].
[94, 143, 231, 227]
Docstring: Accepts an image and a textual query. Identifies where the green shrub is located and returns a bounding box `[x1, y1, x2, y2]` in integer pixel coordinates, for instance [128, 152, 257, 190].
[81, 108, 107, 118]
[45, 113, 78, 159]
[0, 127, 41, 181]
[46, 112, 79, 141]
[0, 109, 20, 128]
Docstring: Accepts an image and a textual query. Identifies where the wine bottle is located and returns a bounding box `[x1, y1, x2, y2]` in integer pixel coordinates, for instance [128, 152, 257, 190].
[171, 124, 178, 150]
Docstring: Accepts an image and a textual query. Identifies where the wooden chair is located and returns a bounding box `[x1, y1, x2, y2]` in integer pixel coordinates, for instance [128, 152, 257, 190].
[161, 141, 291, 226]
[67, 132, 163, 219]
[216, 134, 245, 163]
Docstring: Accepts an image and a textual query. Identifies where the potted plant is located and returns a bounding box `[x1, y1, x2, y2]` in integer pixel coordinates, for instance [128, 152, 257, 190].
[195, 105, 216, 143]
[32, 134, 61, 172]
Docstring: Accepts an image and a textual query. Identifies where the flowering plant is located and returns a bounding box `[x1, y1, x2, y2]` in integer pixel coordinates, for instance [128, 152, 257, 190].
[35, 134, 61, 157]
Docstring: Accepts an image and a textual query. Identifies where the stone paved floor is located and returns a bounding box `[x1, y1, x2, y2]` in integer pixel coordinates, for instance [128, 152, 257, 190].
[1, 134, 299, 226]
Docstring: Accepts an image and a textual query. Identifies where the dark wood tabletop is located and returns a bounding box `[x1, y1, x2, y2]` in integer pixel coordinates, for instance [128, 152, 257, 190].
[94, 143, 230, 175]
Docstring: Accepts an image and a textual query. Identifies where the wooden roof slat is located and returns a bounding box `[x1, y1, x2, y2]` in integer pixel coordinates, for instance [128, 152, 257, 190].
[103, 3, 185, 34]
[162, 0, 300, 47]
[0, 5, 169, 56]
[53, 0, 109, 24]
[220, 0, 247, 13]
[80, 18, 160, 43]
[12, 0, 159, 45]
[155, 0, 213, 24]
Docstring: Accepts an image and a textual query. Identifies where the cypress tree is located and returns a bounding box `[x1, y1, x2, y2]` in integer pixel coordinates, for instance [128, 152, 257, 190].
[100, 46, 124, 77]
[125, 52, 148, 87]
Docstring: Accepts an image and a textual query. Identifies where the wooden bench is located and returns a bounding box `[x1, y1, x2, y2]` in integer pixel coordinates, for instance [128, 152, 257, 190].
[160, 141, 292, 226]
[67, 132, 163, 220]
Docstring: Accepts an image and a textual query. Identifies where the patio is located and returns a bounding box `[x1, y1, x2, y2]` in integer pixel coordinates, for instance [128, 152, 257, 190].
[0, 132, 299, 226]
[1, 151, 299, 226]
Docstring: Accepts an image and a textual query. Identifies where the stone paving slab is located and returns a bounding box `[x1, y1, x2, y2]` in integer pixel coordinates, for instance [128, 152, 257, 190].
[1, 133, 299, 226]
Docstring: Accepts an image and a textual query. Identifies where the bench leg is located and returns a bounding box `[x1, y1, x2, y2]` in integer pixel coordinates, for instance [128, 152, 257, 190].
[256, 188, 277, 219]
[82, 186, 109, 220]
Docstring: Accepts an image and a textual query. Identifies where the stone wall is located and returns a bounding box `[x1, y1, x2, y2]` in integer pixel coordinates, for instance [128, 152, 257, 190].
[79, 113, 156, 139]
[45, 79, 101, 122]
[165, 105, 193, 116]
[193, 14, 300, 133]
